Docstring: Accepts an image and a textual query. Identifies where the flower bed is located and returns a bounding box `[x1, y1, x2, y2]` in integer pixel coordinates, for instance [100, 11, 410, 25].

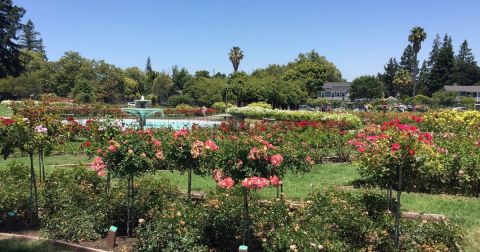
[226, 106, 361, 128]
[163, 107, 217, 117]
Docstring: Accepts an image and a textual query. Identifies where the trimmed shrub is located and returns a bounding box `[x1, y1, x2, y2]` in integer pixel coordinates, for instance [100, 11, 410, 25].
[247, 101, 272, 109]
[41, 168, 108, 242]
[135, 202, 208, 252]
[0, 162, 30, 224]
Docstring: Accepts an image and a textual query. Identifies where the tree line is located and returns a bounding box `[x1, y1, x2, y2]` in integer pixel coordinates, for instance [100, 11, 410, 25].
[349, 27, 480, 102]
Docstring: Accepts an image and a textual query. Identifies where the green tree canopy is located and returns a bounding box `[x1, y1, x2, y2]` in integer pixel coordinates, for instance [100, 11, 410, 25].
[283, 50, 342, 97]
[379, 57, 399, 97]
[150, 72, 174, 104]
[453, 40, 480, 85]
[427, 34, 455, 95]
[172, 65, 191, 91]
[350, 75, 385, 100]
[19, 19, 44, 53]
[0, 0, 26, 78]
[185, 77, 226, 106]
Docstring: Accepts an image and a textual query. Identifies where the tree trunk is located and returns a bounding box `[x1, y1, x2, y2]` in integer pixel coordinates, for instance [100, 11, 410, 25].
[126, 174, 134, 237]
[395, 166, 403, 250]
[412, 52, 418, 112]
[242, 188, 250, 247]
[187, 167, 192, 201]
[28, 151, 38, 225]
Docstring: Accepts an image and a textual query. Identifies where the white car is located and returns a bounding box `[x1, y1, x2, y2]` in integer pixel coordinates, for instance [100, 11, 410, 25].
[127, 102, 136, 107]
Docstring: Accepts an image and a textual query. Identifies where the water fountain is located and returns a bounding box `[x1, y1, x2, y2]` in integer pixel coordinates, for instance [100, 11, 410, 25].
[122, 96, 164, 129]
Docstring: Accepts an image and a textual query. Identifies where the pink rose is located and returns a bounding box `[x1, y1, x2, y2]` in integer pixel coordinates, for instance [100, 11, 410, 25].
[391, 143, 401, 152]
[152, 139, 161, 147]
[242, 177, 270, 190]
[269, 175, 282, 187]
[212, 169, 224, 182]
[173, 128, 189, 138]
[204, 140, 219, 151]
[107, 145, 117, 153]
[306, 156, 314, 165]
[218, 177, 234, 189]
[236, 159, 244, 167]
[270, 154, 283, 167]
[97, 170, 106, 177]
[155, 151, 164, 160]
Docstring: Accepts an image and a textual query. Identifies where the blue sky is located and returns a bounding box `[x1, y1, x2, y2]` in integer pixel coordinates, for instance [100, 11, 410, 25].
[15, 0, 480, 81]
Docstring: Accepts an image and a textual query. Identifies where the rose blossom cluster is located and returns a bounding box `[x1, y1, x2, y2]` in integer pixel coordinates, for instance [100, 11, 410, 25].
[35, 125, 48, 134]
[212, 169, 234, 189]
[190, 139, 219, 158]
[173, 128, 189, 138]
[247, 147, 284, 167]
[241, 176, 271, 190]
[0, 117, 15, 126]
[91, 156, 106, 177]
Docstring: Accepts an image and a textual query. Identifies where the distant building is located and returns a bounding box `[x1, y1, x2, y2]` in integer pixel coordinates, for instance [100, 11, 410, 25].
[318, 82, 351, 100]
[444, 85, 480, 102]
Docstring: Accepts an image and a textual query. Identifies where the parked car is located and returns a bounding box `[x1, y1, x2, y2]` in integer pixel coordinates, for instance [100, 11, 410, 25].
[127, 102, 136, 107]
[299, 105, 315, 111]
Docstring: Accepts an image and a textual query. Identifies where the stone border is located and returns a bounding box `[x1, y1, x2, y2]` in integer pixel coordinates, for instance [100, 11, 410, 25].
[0, 233, 107, 252]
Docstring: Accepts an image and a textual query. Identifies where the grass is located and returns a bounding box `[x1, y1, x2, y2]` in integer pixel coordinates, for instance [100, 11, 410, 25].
[1, 153, 478, 250]
[0, 105, 13, 117]
[0, 238, 73, 252]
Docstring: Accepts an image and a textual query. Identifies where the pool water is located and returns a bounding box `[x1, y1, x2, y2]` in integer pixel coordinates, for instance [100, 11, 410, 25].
[123, 118, 221, 129]
[74, 118, 221, 130]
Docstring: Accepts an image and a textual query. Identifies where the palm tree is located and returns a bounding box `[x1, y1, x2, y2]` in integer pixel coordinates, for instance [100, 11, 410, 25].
[229, 46, 244, 72]
[408, 26, 427, 98]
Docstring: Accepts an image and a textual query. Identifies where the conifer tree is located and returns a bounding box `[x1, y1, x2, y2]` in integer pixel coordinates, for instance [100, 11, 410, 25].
[427, 34, 442, 68]
[428, 34, 455, 95]
[19, 19, 45, 52]
[379, 57, 399, 97]
[453, 40, 480, 85]
[399, 45, 418, 80]
[0, 0, 26, 78]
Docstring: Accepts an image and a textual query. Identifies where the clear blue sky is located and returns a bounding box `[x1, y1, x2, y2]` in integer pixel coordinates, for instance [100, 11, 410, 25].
[15, 0, 480, 81]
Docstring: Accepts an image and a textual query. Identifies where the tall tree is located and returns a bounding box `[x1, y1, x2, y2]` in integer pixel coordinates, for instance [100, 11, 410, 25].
[379, 58, 399, 97]
[408, 26, 426, 98]
[171, 65, 191, 90]
[195, 70, 210, 78]
[291, 50, 343, 82]
[150, 72, 173, 104]
[427, 34, 442, 68]
[393, 69, 412, 96]
[428, 34, 455, 95]
[399, 45, 417, 77]
[229, 46, 244, 72]
[19, 19, 44, 52]
[399, 45, 417, 96]
[349, 76, 385, 100]
[417, 61, 429, 94]
[144, 57, 157, 92]
[453, 40, 480, 85]
[0, 0, 26, 78]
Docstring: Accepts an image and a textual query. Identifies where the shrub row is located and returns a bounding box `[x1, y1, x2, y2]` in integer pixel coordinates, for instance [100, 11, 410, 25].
[226, 106, 362, 128]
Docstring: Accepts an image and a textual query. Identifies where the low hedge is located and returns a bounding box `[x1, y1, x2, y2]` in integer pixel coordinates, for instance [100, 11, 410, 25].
[226, 106, 361, 128]
[40, 168, 181, 242]
[0, 162, 30, 224]
[135, 189, 463, 251]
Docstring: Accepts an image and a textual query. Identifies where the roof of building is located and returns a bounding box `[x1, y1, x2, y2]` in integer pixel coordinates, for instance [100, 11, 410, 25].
[322, 82, 351, 92]
[445, 85, 480, 92]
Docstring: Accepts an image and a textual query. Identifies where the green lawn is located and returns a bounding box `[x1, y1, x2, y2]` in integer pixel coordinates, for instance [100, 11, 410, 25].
[0, 105, 13, 117]
[1, 153, 479, 250]
[0, 238, 72, 252]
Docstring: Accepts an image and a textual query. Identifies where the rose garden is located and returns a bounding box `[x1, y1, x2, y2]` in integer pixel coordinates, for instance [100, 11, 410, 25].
[0, 102, 478, 251]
